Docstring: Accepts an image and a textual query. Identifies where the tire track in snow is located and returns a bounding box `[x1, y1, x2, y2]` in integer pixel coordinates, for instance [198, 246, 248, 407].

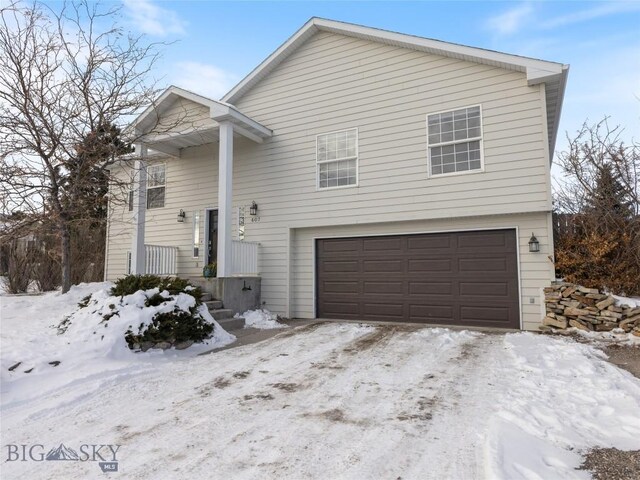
[2, 324, 506, 480]
[231, 326, 491, 480]
[399, 334, 505, 480]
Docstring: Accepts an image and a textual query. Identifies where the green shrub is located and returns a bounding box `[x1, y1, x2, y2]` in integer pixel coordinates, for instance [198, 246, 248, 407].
[110, 274, 210, 350]
[144, 292, 166, 307]
[124, 309, 213, 348]
[110, 274, 202, 306]
[78, 294, 93, 308]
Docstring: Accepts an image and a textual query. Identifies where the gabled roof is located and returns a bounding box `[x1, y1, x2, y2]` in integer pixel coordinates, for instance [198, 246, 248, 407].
[128, 86, 272, 156]
[131, 85, 272, 142]
[222, 17, 569, 157]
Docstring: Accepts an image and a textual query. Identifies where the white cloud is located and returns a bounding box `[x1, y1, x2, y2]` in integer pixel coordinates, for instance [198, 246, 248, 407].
[485, 3, 534, 36]
[542, 2, 640, 29]
[123, 0, 186, 37]
[171, 62, 240, 100]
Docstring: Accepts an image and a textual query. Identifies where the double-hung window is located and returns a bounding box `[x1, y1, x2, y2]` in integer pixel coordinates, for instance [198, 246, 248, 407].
[427, 105, 483, 176]
[317, 129, 358, 189]
[146, 164, 166, 209]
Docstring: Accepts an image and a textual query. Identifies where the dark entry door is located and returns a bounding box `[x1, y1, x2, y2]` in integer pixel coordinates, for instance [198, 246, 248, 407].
[316, 229, 520, 329]
[207, 209, 218, 265]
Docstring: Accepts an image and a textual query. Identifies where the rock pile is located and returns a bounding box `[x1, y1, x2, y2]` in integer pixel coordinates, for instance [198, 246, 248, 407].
[543, 283, 640, 336]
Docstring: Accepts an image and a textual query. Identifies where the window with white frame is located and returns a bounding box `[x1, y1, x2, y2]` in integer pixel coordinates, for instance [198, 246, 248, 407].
[146, 164, 165, 209]
[427, 106, 483, 176]
[317, 129, 358, 189]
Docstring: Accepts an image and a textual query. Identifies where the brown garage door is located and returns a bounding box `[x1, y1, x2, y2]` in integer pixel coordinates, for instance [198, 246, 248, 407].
[316, 229, 520, 329]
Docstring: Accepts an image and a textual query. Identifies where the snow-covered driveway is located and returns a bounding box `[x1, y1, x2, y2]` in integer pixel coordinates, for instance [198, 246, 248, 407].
[2, 321, 640, 479]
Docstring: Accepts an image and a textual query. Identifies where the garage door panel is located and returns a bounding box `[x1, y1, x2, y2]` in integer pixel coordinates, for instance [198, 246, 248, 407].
[316, 229, 519, 329]
[363, 259, 404, 273]
[408, 258, 452, 272]
[459, 257, 508, 272]
[320, 239, 360, 253]
[409, 281, 453, 295]
[460, 305, 514, 323]
[363, 303, 404, 317]
[363, 237, 403, 252]
[322, 301, 360, 315]
[407, 235, 452, 251]
[322, 260, 359, 273]
[459, 281, 508, 297]
[364, 281, 404, 295]
[322, 281, 359, 294]
[409, 304, 454, 320]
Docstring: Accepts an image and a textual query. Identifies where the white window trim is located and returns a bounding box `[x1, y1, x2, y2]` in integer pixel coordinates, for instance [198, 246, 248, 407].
[146, 162, 166, 209]
[316, 127, 359, 191]
[426, 104, 485, 179]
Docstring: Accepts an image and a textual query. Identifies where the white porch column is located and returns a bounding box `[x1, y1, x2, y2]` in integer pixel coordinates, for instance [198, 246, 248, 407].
[130, 144, 147, 274]
[217, 122, 234, 277]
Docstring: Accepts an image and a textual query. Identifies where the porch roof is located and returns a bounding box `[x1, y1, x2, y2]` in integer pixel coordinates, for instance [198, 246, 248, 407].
[132, 86, 272, 158]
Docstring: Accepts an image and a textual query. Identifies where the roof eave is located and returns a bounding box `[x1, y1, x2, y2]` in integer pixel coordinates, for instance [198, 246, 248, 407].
[547, 65, 570, 164]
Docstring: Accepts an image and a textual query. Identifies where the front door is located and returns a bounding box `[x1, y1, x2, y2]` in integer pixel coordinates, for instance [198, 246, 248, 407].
[207, 209, 218, 265]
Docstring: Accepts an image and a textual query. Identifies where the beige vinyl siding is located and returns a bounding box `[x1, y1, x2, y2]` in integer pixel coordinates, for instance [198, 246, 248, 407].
[106, 144, 220, 280]
[153, 97, 214, 133]
[104, 164, 133, 280]
[105, 203, 131, 280]
[229, 31, 552, 319]
[290, 212, 553, 331]
[105, 29, 554, 329]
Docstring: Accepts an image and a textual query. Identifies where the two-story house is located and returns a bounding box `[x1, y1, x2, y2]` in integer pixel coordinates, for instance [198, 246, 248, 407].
[105, 18, 569, 331]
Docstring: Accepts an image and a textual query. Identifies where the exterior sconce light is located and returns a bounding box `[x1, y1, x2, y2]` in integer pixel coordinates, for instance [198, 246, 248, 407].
[528, 233, 540, 253]
[250, 201, 258, 216]
[177, 209, 186, 223]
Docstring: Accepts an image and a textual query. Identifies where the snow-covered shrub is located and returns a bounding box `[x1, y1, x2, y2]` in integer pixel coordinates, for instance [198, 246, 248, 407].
[110, 274, 202, 301]
[125, 309, 213, 349]
[67, 275, 214, 351]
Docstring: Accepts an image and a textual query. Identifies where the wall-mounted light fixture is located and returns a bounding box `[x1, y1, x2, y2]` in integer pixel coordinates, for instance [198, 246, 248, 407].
[177, 209, 186, 223]
[250, 201, 258, 216]
[528, 233, 540, 253]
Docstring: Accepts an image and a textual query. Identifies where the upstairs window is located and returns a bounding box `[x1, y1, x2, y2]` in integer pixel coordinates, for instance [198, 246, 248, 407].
[427, 105, 483, 176]
[317, 129, 358, 189]
[146, 164, 165, 209]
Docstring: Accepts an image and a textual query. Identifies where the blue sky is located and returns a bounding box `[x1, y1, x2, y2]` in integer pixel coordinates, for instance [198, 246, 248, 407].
[118, 1, 639, 157]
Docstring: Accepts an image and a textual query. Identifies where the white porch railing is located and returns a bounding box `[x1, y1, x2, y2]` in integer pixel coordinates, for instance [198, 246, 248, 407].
[145, 245, 178, 276]
[231, 240, 260, 276]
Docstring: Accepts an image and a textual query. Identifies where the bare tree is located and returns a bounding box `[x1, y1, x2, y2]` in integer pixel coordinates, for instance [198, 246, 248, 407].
[0, 1, 185, 293]
[554, 118, 639, 216]
[553, 118, 640, 295]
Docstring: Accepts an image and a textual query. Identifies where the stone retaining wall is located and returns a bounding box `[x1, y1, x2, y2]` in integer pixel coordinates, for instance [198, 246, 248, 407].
[543, 284, 640, 336]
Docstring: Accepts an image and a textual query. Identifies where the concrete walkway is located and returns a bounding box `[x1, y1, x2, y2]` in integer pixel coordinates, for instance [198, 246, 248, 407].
[201, 319, 319, 354]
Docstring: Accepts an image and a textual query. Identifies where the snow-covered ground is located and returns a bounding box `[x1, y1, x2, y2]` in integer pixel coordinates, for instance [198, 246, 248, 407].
[237, 308, 288, 329]
[0, 283, 235, 409]
[2, 286, 640, 479]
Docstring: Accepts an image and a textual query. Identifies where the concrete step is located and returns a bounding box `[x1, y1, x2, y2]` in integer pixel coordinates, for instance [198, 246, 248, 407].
[204, 300, 224, 310]
[210, 308, 234, 321]
[200, 292, 213, 302]
[217, 316, 245, 332]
